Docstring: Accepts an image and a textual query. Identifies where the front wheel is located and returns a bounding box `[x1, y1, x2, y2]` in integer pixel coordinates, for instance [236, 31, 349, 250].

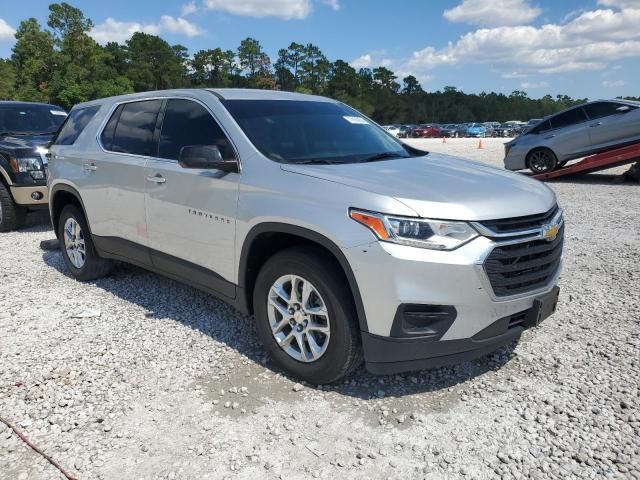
[526, 148, 558, 174]
[253, 246, 362, 384]
[58, 204, 112, 281]
[0, 183, 26, 232]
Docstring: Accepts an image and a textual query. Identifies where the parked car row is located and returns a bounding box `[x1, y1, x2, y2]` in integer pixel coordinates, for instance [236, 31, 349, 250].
[383, 122, 530, 139]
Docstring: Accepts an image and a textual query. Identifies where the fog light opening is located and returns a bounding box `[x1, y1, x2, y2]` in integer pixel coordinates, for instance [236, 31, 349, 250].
[31, 191, 44, 201]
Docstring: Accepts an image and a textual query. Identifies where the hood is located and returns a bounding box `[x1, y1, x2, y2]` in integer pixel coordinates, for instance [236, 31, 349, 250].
[281, 153, 556, 221]
[0, 133, 53, 156]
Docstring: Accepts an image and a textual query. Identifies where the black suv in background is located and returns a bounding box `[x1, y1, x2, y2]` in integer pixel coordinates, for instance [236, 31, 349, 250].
[0, 101, 67, 231]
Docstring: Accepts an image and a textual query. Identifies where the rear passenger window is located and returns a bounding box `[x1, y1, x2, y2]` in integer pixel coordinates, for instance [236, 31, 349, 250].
[54, 105, 99, 145]
[583, 102, 629, 120]
[549, 108, 587, 130]
[159, 99, 235, 161]
[108, 100, 162, 156]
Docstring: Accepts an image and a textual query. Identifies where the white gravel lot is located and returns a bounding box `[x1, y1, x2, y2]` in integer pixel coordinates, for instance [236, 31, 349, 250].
[1, 138, 638, 480]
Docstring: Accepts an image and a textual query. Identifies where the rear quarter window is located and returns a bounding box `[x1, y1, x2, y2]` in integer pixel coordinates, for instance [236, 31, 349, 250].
[54, 105, 100, 145]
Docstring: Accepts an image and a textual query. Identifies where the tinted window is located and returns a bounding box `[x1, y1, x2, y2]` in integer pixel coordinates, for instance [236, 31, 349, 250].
[550, 107, 587, 129]
[109, 100, 162, 156]
[54, 105, 99, 145]
[159, 99, 235, 161]
[222, 100, 408, 164]
[100, 104, 124, 151]
[530, 120, 552, 134]
[0, 105, 66, 135]
[583, 102, 631, 120]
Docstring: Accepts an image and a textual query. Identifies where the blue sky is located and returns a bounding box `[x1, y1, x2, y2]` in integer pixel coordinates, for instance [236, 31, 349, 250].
[0, 0, 638, 99]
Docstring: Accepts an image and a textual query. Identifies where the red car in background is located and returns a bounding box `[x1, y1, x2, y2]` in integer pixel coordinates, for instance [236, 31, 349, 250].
[411, 124, 442, 138]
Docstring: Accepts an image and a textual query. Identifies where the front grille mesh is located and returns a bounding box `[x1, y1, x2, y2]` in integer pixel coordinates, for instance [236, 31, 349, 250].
[484, 225, 564, 296]
[480, 205, 559, 235]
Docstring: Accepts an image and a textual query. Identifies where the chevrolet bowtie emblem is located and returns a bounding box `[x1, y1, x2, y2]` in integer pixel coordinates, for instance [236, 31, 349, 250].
[542, 224, 560, 242]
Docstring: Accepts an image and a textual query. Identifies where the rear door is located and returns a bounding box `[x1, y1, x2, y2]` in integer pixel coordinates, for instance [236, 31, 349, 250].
[544, 107, 590, 161]
[84, 99, 162, 253]
[144, 98, 240, 294]
[583, 101, 640, 151]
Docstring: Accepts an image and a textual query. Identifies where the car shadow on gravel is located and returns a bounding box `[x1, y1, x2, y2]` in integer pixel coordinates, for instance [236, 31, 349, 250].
[41, 249, 518, 400]
[20, 211, 51, 232]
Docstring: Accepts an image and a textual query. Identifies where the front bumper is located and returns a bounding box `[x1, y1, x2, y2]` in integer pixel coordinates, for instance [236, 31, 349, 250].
[504, 143, 529, 170]
[363, 321, 522, 374]
[10, 185, 49, 206]
[343, 236, 561, 373]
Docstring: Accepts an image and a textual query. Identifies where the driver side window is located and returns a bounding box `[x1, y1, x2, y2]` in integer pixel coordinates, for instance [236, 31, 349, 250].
[159, 99, 235, 161]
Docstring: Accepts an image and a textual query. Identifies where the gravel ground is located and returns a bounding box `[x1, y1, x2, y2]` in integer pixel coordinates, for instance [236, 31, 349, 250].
[1, 138, 638, 480]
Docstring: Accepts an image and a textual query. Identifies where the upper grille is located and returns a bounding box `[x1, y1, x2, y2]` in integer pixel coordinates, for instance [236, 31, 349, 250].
[483, 224, 564, 297]
[479, 205, 559, 235]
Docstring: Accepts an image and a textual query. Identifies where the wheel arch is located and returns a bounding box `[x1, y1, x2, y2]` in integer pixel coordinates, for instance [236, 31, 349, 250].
[49, 184, 90, 239]
[239, 223, 369, 333]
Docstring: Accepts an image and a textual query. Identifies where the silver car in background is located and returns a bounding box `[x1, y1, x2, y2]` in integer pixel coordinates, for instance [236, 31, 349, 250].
[504, 100, 640, 173]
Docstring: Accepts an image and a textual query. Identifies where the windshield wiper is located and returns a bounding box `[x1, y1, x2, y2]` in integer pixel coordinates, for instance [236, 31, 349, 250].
[361, 152, 408, 162]
[290, 158, 336, 165]
[0, 131, 26, 136]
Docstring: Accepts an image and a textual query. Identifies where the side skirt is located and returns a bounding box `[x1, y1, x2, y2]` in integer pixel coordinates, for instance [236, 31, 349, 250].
[92, 235, 249, 314]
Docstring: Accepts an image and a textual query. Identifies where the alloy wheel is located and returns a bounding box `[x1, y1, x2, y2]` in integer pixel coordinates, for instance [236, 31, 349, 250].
[63, 217, 86, 268]
[528, 150, 556, 173]
[267, 274, 330, 363]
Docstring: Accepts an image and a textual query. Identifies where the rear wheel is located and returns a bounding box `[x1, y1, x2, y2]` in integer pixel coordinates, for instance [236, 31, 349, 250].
[58, 204, 112, 281]
[526, 148, 558, 174]
[0, 182, 26, 232]
[253, 246, 362, 384]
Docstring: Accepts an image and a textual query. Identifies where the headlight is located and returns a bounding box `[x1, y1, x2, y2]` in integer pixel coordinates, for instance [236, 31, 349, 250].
[12, 157, 44, 173]
[350, 209, 478, 250]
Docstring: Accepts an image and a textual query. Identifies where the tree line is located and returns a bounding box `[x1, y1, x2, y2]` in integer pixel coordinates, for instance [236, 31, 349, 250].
[0, 2, 633, 124]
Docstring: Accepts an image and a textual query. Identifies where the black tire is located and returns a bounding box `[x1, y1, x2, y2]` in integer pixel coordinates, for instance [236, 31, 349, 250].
[0, 182, 27, 232]
[58, 204, 112, 281]
[253, 246, 362, 384]
[526, 148, 558, 174]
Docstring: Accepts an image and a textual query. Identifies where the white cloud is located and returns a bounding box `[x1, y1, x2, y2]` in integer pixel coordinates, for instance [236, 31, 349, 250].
[443, 0, 541, 27]
[520, 81, 549, 89]
[0, 18, 16, 40]
[159, 15, 203, 37]
[409, 5, 640, 75]
[91, 16, 202, 44]
[320, 0, 340, 11]
[203, 0, 312, 19]
[181, 1, 198, 16]
[598, 0, 640, 8]
[501, 71, 528, 79]
[351, 54, 372, 69]
[602, 79, 627, 87]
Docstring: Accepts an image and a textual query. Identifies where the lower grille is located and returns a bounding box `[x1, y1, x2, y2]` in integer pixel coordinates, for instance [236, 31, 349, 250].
[484, 225, 564, 296]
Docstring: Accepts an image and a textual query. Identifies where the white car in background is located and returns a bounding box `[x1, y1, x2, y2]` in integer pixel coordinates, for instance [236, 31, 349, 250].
[383, 125, 400, 137]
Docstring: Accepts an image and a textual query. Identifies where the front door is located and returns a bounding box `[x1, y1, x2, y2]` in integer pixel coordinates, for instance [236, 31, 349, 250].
[144, 98, 240, 297]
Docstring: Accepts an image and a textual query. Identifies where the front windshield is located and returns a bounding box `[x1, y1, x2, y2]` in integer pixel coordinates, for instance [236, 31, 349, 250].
[222, 100, 410, 164]
[0, 105, 66, 135]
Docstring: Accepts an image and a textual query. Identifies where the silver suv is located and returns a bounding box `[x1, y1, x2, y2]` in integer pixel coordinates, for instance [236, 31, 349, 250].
[48, 89, 564, 384]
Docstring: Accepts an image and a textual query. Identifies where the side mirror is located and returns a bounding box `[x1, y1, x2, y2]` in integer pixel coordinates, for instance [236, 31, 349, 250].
[178, 145, 238, 173]
[616, 105, 631, 113]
